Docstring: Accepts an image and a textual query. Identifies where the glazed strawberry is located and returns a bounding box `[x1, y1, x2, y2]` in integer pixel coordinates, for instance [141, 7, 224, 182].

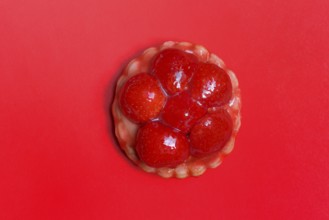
[190, 63, 232, 107]
[161, 91, 207, 133]
[136, 122, 189, 168]
[152, 49, 197, 95]
[190, 110, 233, 158]
[119, 73, 166, 123]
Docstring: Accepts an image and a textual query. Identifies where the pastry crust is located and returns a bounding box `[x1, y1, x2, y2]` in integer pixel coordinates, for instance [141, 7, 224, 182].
[112, 41, 241, 178]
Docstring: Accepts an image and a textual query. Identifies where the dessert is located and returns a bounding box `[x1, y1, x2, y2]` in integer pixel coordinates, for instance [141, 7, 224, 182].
[112, 41, 241, 178]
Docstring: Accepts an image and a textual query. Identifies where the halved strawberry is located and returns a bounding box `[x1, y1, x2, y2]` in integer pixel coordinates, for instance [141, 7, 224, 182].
[119, 73, 166, 123]
[161, 91, 207, 133]
[190, 63, 232, 107]
[136, 122, 189, 168]
[190, 110, 233, 157]
[152, 49, 198, 95]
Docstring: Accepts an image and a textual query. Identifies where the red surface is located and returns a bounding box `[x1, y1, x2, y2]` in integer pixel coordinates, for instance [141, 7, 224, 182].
[1, 0, 328, 219]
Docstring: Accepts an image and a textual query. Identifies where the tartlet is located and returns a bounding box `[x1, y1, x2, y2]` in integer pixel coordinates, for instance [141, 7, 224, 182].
[112, 41, 241, 178]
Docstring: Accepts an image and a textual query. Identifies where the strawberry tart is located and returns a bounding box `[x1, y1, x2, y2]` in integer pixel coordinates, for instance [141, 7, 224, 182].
[112, 41, 241, 178]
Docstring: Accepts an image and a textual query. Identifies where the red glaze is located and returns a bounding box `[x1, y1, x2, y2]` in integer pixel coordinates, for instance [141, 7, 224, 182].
[116, 44, 239, 173]
[119, 73, 166, 123]
[136, 122, 190, 168]
[161, 91, 207, 133]
[190, 63, 232, 107]
[190, 110, 233, 158]
[152, 49, 197, 95]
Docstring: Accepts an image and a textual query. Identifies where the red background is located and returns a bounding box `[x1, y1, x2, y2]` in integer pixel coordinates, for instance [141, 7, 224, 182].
[1, 0, 329, 219]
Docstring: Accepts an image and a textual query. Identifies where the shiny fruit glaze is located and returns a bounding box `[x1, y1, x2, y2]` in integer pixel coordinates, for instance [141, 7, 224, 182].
[136, 122, 189, 168]
[119, 73, 166, 123]
[112, 41, 241, 178]
[161, 91, 206, 133]
[120, 50, 233, 168]
[152, 49, 197, 95]
[190, 110, 233, 157]
[190, 63, 232, 107]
